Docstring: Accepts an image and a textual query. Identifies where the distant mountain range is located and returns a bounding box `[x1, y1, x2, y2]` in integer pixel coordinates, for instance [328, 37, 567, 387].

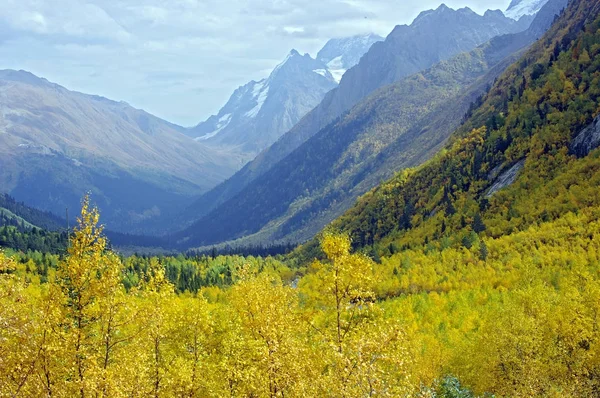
[0, 70, 244, 231]
[175, 4, 538, 247]
[0, 33, 382, 233]
[0, 0, 567, 249]
[186, 34, 382, 158]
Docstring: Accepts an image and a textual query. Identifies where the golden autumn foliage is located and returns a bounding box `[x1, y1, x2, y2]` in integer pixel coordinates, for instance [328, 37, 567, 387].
[1, 201, 413, 397]
[4, 198, 600, 397]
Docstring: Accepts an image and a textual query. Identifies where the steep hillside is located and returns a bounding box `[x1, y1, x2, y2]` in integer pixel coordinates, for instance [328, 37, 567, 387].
[187, 51, 337, 157]
[0, 71, 243, 231]
[317, 0, 600, 257]
[173, 0, 566, 249]
[183, 6, 533, 225]
[0, 193, 65, 231]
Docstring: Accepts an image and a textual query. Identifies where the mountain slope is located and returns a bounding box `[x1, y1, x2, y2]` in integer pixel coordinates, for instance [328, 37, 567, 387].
[173, 0, 567, 249]
[0, 71, 243, 231]
[317, 34, 384, 83]
[319, 0, 600, 256]
[188, 51, 337, 157]
[0, 193, 65, 231]
[183, 6, 533, 225]
[188, 35, 381, 158]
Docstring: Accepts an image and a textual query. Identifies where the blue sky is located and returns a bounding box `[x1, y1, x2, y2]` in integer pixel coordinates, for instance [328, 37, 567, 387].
[0, 0, 511, 126]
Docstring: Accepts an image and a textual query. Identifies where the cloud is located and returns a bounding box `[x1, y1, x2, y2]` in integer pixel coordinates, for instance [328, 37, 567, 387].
[0, 0, 513, 125]
[0, 0, 131, 44]
[283, 26, 306, 34]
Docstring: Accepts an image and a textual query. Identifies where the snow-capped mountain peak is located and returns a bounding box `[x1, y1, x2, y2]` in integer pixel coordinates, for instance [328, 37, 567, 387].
[271, 49, 302, 74]
[187, 33, 381, 155]
[195, 113, 232, 141]
[188, 49, 336, 150]
[505, 0, 550, 20]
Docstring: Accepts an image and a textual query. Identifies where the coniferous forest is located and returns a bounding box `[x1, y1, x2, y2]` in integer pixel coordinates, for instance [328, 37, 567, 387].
[3, 0, 600, 396]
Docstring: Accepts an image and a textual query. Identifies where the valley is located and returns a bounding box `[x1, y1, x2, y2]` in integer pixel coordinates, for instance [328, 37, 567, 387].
[3, 0, 600, 396]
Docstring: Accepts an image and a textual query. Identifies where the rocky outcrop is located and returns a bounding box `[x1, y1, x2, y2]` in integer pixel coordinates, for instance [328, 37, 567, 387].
[569, 116, 600, 158]
[486, 160, 526, 197]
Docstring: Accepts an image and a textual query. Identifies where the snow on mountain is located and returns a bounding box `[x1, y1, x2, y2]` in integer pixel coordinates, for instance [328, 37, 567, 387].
[505, 0, 550, 20]
[318, 34, 383, 83]
[245, 80, 269, 118]
[187, 35, 380, 156]
[195, 113, 232, 141]
[187, 50, 336, 155]
[326, 56, 345, 83]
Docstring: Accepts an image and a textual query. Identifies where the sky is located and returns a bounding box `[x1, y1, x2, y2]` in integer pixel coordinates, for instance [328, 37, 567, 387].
[0, 0, 513, 126]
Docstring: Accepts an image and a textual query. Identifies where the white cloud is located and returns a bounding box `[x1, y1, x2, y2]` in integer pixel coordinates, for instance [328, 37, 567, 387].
[283, 26, 306, 34]
[0, 1, 130, 43]
[0, 0, 512, 125]
[19, 12, 48, 33]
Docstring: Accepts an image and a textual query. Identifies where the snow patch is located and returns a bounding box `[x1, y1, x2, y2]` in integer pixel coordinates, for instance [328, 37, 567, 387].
[505, 0, 549, 20]
[313, 69, 328, 77]
[326, 56, 346, 83]
[245, 80, 269, 118]
[219, 113, 232, 123]
[196, 113, 232, 140]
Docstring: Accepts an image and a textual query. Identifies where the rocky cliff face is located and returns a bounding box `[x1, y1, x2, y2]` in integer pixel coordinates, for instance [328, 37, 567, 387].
[332, 6, 527, 120]
[486, 160, 526, 197]
[570, 116, 600, 158]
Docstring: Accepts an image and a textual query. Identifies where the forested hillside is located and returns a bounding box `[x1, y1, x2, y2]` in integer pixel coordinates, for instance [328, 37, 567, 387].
[174, 0, 566, 249]
[0, 194, 68, 254]
[0, 194, 167, 254]
[0, 194, 64, 231]
[320, 0, 600, 256]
